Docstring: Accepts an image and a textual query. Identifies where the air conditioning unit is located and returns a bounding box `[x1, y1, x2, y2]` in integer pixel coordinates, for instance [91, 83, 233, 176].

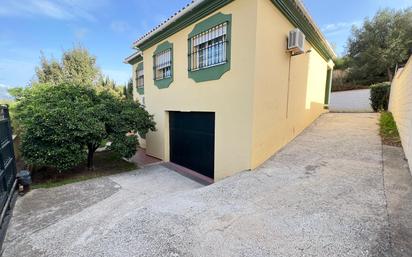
[288, 28, 305, 54]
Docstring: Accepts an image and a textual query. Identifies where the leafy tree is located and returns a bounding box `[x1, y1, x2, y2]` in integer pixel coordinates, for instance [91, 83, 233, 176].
[334, 56, 350, 70]
[36, 53, 64, 85]
[7, 87, 24, 101]
[123, 86, 127, 98]
[123, 79, 134, 100]
[99, 76, 117, 89]
[35, 46, 102, 86]
[14, 83, 156, 171]
[61, 47, 101, 85]
[346, 8, 412, 84]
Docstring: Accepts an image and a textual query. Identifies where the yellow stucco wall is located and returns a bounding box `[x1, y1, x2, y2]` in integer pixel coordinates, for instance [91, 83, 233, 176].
[389, 56, 412, 172]
[250, 0, 332, 168]
[131, 61, 147, 149]
[136, 0, 334, 180]
[131, 62, 138, 101]
[142, 0, 259, 180]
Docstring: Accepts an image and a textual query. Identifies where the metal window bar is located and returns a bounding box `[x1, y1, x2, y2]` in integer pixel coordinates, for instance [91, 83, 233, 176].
[153, 49, 172, 80]
[188, 22, 228, 71]
[136, 68, 144, 88]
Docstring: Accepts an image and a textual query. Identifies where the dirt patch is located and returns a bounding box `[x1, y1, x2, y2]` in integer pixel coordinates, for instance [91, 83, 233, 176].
[30, 151, 137, 189]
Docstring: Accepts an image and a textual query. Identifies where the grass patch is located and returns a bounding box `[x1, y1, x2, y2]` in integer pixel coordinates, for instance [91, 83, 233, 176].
[31, 151, 137, 189]
[379, 112, 402, 147]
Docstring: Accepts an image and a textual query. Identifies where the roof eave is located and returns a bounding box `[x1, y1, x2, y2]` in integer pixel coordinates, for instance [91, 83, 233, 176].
[123, 51, 143, 64]
[131, 0, 336, 61]
[293, 0, 337, 59]
[133, 0, 206, 48]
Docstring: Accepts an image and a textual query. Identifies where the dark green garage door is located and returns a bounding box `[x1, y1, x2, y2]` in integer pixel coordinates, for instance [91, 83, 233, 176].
[169, 112, 215, 179]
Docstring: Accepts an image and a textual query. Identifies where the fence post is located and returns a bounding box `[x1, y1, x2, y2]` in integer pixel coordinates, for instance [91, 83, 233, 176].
[0, 106, 5, 171]
[2, 106, 17, 179]
[7, 108, 16, 177]
[2, 107, 8, 119]
[4, 108, 13, 142]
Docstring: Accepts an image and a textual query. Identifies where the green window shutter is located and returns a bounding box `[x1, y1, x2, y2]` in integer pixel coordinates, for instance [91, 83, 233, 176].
[188, 12, 232, 83]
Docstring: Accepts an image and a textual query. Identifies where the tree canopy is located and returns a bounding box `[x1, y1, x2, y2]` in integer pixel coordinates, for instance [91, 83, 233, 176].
[35, 46, 102, 86]
[14, 83, 155, 171]
[346, 8, 412, 84]
[124, 79, 134, 100]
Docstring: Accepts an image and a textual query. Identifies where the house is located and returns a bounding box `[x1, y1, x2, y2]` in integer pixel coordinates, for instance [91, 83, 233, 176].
[124, 0, 336, 182]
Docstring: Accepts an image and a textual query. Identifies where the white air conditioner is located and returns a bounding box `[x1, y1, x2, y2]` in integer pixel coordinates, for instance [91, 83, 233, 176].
[288, 28, 305, 54]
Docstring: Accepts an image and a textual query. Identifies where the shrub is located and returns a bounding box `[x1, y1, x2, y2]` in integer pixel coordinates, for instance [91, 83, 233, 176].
[370, 82, 391, 112]
[14, 83, 156, 171]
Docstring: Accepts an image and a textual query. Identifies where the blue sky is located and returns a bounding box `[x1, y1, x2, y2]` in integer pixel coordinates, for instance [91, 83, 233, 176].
[0, 0, 411, 99]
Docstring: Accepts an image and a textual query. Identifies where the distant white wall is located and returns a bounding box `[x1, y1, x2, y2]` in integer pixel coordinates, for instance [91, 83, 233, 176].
[389, 56, 412, 171]
[329, 89, 373, 113]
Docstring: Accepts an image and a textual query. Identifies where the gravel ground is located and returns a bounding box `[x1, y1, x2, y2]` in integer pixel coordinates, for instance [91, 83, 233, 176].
[3, 113, 411, 257]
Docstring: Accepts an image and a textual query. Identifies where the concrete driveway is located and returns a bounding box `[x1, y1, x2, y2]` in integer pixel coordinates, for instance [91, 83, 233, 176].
[330, 89, 374, 112]
[3, 113, 412, 257]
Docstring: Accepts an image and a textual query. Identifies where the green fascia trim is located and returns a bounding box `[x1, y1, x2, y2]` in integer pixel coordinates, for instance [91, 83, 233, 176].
[136, 62, 144, 95]
[137, 87, 144, 95]
[154, 41, 173, 55]
[189, 63, 230, 82]
[188, 12, 232, 83]
[188, 12, 231, 37]
[129, 55, 143, 65]
[136, 0, 333, 62]
[154, 77, 173, 89]
[137, 0, 234, 51]
[153, 41, 174, 89]
[271, 0, 335, 62]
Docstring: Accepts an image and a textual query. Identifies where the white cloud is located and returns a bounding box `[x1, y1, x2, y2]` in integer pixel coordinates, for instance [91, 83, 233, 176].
[0, 0, 108, 21]
[0, 84, 12, 100]
[322, 21, 362, 34]
[110, 21, 131, 33]
[373, 0, 412, 8]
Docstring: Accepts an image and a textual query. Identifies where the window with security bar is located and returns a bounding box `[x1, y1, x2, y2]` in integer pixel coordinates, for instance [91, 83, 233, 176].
[136, 66, 144, 88]
[153, 49, 172, 80]
[189, 22, 228, 71]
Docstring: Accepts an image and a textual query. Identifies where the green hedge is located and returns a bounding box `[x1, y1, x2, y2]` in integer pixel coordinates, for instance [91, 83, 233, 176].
[370, 82, 391, 112]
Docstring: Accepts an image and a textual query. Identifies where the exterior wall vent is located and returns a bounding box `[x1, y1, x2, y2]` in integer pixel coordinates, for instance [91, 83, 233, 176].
[288, 28, 305, 54]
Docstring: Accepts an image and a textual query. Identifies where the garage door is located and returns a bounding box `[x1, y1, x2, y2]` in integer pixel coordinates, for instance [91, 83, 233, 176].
[169, 112, 215, 179]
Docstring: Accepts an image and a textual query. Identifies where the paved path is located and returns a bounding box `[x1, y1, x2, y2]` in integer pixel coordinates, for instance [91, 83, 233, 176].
[383, 145, 412, 256]
[3, 113, 411, 257]
[330, 89, 373, 112]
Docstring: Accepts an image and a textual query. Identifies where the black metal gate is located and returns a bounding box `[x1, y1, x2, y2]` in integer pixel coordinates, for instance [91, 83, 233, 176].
[0, 106, 17, 224]
[169, 111, 215, 179]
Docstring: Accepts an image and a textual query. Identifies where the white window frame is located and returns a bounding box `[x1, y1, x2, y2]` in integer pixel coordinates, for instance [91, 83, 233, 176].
[154, 49, 172, 80]
[189, 22, 228, 71]
[136, 66, 144, 89]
